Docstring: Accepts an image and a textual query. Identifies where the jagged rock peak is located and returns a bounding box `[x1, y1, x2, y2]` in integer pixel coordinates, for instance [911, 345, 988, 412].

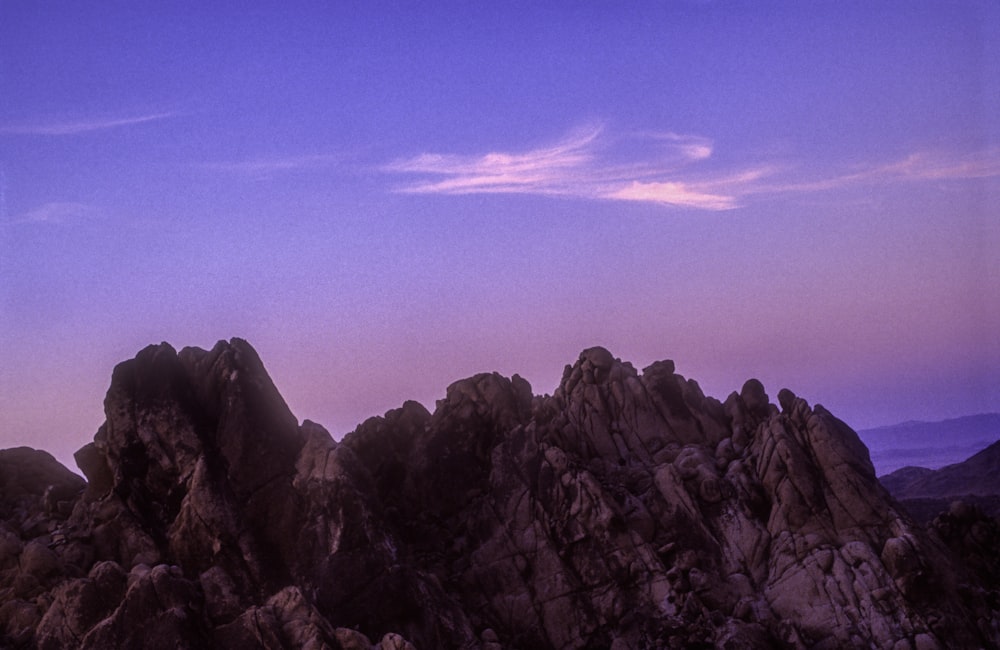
[557, 346, 639, 394]
[1, 341, 998, 649]
[77, 337, 303, 502]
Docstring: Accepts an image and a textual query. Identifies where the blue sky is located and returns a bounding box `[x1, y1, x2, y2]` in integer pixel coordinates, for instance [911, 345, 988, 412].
[2, 1, 999, 470]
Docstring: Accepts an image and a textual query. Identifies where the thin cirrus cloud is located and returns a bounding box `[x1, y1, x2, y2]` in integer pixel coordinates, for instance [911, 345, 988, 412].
[749, 148, 1000, 196]
[383, 124, 740, 211]
[607, 181, 740, 211]
[874, 149, 1000, 182]
[198, 154, 343, 177]
[384, 125, 1000, 211]
[0, 111, 177, 136]
[12, 202, 101, 225]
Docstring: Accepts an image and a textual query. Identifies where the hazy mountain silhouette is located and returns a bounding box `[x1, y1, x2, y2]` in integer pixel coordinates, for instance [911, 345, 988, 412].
[880, 439, 1000, 524]
[859, 413, 1000, 475]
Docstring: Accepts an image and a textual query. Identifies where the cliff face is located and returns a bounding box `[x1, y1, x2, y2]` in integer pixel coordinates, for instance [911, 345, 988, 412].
[1, 339, 998, 649]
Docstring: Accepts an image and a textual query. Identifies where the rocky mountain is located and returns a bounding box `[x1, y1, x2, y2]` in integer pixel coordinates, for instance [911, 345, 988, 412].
[1, 339, 998, 649]
[880, 440, 1000, 524]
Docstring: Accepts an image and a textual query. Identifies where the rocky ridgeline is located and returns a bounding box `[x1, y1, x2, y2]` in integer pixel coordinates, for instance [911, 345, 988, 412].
[1, 339, 998, 649]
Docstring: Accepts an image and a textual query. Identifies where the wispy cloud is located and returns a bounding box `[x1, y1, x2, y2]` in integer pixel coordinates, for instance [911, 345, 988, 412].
[633, 131, 714, 162]
[12, 202, 101, 225]
[0, 111, 176, 136]
[384, 124, 740, 210]
[607, 181, 738, 210]
[386, 124, 603, 196]
[198, 154, 343, 177]
[751, 149, 1000, 195]
[383, 125, 1000, 211]
[877, 150, 1000, 181]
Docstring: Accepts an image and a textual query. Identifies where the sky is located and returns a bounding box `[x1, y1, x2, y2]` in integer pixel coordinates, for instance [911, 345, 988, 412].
[1, 1, 998, 473]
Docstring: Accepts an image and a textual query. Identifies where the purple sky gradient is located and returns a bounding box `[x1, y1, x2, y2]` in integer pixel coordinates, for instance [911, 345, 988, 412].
[2, 1, 999, 472]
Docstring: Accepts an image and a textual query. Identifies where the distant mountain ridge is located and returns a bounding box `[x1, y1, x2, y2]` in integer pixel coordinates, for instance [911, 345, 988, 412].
[880, 439, 1000, 523]
[858, 413, 1000, 475]
[881, 439, 1000, 499]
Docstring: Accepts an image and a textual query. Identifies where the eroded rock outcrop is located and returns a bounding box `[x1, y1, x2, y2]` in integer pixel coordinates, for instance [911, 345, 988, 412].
[1, 340, 998, 648]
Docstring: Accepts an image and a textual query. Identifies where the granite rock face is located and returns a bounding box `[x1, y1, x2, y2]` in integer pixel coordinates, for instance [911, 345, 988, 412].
[1, 340, 998, 649]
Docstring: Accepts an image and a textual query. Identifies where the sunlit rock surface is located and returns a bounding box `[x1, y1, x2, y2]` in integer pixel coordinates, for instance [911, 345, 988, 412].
[1, 339, 998, 648]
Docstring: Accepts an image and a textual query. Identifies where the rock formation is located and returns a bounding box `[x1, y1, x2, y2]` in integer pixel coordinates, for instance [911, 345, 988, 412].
[1, 339, 998, 649]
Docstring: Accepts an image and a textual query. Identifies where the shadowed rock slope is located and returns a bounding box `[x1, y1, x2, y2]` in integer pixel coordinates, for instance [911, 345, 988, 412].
[1, 340, 998, 649]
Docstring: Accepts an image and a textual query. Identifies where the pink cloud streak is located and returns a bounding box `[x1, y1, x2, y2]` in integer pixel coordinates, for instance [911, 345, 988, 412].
[384, 126, 1000, 211]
